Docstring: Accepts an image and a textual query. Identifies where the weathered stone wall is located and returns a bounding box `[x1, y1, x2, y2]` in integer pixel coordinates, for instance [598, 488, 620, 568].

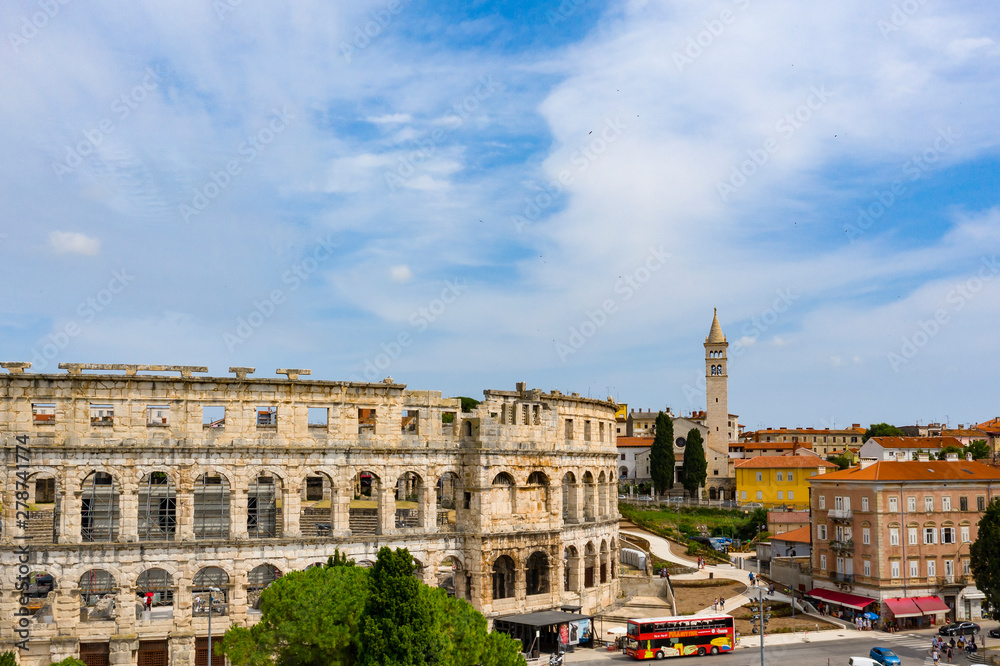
[0, 368, 619, 665]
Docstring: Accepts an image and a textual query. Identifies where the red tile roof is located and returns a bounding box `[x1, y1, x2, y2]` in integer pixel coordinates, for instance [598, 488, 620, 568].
[867, 436, 963, 449]
[616, 436, 653, 448]
[811, 459, 1000, 482]
[772, 525, 811, 544]
[735, 455, 839, 469]
[976, 417, 1000, 434]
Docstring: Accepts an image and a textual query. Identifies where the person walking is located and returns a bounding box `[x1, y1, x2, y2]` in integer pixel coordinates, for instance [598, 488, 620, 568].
[946, 643, 954, 663]
[720, 597, 725, 611]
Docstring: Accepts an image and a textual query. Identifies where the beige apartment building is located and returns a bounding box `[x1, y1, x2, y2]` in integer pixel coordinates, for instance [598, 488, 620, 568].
[740, 425, 864, 457]
[809, 459, 999, 628]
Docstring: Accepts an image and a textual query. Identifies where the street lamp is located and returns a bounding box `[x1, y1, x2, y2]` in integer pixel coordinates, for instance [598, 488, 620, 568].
[207, 586, 221, 666]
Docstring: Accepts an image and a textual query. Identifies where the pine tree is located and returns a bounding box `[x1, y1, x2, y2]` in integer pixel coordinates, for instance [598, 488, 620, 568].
[971, 498, 1000, 617]
[682, 428, 708, 499]
[650, 411, 674, 496]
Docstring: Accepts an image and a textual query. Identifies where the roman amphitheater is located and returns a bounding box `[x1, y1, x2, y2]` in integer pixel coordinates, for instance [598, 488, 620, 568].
[0, 363, 620, 665]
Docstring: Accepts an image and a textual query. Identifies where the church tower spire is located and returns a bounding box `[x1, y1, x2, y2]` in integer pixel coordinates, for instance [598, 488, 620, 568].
[704, 309, 731, 490]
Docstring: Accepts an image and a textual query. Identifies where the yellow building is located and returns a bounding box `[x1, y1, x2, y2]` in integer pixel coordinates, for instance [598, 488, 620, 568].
[735, 454, 840, 508]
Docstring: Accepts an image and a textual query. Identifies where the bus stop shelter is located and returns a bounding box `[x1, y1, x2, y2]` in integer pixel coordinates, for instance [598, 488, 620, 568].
[494, 610, 594, 656]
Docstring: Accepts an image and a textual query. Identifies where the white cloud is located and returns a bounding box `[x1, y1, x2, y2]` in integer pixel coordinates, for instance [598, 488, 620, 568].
[367, 113, 412, 124]
[48, 231, 100, 256]
[389, 265, 412, 283]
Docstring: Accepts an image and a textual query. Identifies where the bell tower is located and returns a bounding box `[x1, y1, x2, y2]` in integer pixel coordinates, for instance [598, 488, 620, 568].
[704, 309, 730, 479]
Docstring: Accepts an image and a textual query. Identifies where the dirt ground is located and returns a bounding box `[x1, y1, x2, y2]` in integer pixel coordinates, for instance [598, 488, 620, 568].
[672, 580, 745, 615]
[730, 602, 840, 635]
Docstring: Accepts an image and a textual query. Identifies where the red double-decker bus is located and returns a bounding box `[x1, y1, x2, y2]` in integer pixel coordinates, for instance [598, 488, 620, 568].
[624, 614, 735, 659]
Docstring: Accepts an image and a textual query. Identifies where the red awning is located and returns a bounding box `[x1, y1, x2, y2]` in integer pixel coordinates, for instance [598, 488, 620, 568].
[914, 596, 950, 614]
[884, 597, 922, 618]
[806, 588, 877, 610]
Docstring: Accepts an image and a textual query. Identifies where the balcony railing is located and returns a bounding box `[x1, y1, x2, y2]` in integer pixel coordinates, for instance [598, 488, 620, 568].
[832, 572, 854, 583]
[830, 539, 855, 553]
[828, 508, 853, 521]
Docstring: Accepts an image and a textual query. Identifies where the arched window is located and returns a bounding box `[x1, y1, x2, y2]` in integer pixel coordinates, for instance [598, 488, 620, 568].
[394, 471, 423, 529]
[584, 542, 597, 588]
[248, 475, 281, 539]
[194, 472, 231, 540]
[136, 568, 174, 613]
[193, 567, 229, 616]
[436, 472, 461, 528]
[247, 564, 282, 609]
[79, 570, 116, 618]
[138, 472, 176, 541]
[526, 551, 549, 596]
[81, 471, 119, 542]
[351, 471, 381, 536]
[492, 555, 516, 600]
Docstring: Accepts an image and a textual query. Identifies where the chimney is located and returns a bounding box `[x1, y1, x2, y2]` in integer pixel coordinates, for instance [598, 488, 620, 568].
[917, 452, 930, 462]
[945, 452, 959, 462]
[860, 458, 878, 470]
[966, 452, 974, 462]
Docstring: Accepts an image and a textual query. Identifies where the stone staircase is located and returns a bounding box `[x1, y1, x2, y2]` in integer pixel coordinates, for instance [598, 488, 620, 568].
[300, 506, 333, 536]
[349, 509, 378, 534]
[25, 509, 56, 543]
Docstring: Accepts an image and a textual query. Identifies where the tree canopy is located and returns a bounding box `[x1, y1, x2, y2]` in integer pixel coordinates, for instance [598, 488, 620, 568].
[967, 439, 991, 460]
[220, 548, 525, 666]
[971, 498, 1000, 617]
[937, 445, 964, 460]
[826, 454, 851, 470]
[681, 428, 708, 498]
[862, 423, 904, 442]
[650, 411, 675, 495]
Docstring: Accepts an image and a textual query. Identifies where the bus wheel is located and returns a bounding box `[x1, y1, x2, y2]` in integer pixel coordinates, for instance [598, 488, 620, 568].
[711, 646, 719, 655]
[697, 647, 706, 656]
[655, 651, 664, 660]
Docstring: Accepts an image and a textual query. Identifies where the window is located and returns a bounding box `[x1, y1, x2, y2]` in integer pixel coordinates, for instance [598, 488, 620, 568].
[787, 491, 794, 501]
[358, 408, 375, 434]
[960, 497, 968, 511]
[819, 496, 826, 510]
[146, 405, 169, 426]
[963, 559, 971, 575]
[927, 559, 936, 577]
[909, 560, 919, 578]
[788, 471, 794, 482]
[945, 559, 954, 577]
[756, 472, 763, 482]
[776, 472, 783, 481]
[861, 496, 869, 511]
[777, 491, 784, 500]
[310, 407, 330, 429]
[862, 527, 870, 545]
[820, 554, 826, 570]
[891, 561, 900, 578]
[741, 491, 747, 500]
[756, 491, 763, 500]
[907, 497, 916, 512]
[818, 524, 827, 540]
[889, 527, 899, 546]
[924, 527, 937, 544]
[908, 527, 918, 545]
[202, 405, 225, 428]
[620, 454, 626, 461]
[863, 560, 871, 577]
[565, 419, 574, 439]
[32, 403, 56, 424]
[942, 496, 951, 511]
[835, 496, 844, 510]
[942, 527, 955, 544]
[256, 406, 277, 427]
[90, 404, 114, 425]
[584, 420, 592, 441]
[978, 496, 986, 511]
[888, 497, 898, 512]
[961, 525, 970, 543]
[924, 496, 934, 512]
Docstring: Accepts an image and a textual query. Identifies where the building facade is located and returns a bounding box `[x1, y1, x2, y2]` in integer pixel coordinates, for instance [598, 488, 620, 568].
[808, 459, 998, 626]
[858, 436, 962, 461]
[735, 454, 839, 509]
[739, 425, 864, 457]
[704, 310, 736, 499]
[0, 364, 620, 665]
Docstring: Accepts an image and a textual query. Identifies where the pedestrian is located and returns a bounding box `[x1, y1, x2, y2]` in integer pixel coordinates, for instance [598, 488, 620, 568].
[932, 647, 940, 665]
[748, 572, 754, 585]
[720, 597, 725, 611]
[949, 637, 955, 650]
[947, 644, 953, 663]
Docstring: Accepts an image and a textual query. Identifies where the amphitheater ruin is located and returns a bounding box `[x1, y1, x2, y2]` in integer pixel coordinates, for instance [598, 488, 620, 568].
[0, 363, 620, 665]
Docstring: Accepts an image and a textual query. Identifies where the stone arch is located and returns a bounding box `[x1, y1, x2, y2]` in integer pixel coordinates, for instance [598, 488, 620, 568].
[563, 546, 580, 592]
[584, 542, 597, 588]
[598, 471, 608, 517]
[490, 472, 516, 515]
[526, 471, 550, 514]
[247, 564, 282, 610]
[525, 551, 550, 596]
[709, 487, 718, 501]
[437, 554, 469, 601]
[582, 471, 597, 521]
[193, 471, 231, 540]
[600, 539, 609, 584]
[463, 420, 473, 437]
[300, 470, 336, 537]
[24, 468, 61, 544]
[491, 554, 516, 601]
[192, 567, 230, 616]
[610, 537, 618, 579]
[138, 471, 176, 541]
[436, 471, 461, 528]
[562, 472, 579, 524]
[79, 569, 117, 620]
[351, 470, 381, 535]
[81, 470, 120, 543]
[394, 470, 424, 530]
[23, 570, 56, 622]
[619, 466, 628, 479]
[248, 472, 283, 539]
[136, 568, 174, 618]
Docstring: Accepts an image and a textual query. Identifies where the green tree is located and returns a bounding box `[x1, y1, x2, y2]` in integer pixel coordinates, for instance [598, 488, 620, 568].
[826, 454, 851, 470]
[219, 559, 369, 666]
[971, 498, 1000, 617]
[681, 428, 708, 499]
[457, 396, 481, 412]
[650, 412, 675, 496]
[937, 445, 964, 460]
[49, 660, 86, 666]
[967, 439, 991, 460]
[0, 652, 16, 666]
[863, 422, 904, 443]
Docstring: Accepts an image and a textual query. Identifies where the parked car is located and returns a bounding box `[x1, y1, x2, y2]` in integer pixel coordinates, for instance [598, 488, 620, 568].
[938, 621, 980, 636]
[989, 627, 1000, 639]
[741, 502, 764, 510]
[848, 658, 878, 666]
[868, 647, 901, 666]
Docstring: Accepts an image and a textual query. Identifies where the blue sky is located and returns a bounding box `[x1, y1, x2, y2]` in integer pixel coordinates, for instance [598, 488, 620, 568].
[1, 0, 999, 430]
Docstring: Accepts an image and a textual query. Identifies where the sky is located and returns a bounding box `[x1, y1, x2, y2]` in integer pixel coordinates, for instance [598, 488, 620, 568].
[1, 0, 999, 431]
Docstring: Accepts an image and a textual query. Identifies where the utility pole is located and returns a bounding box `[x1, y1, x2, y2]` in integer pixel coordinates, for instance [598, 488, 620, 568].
[758, 586, 765, 666]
